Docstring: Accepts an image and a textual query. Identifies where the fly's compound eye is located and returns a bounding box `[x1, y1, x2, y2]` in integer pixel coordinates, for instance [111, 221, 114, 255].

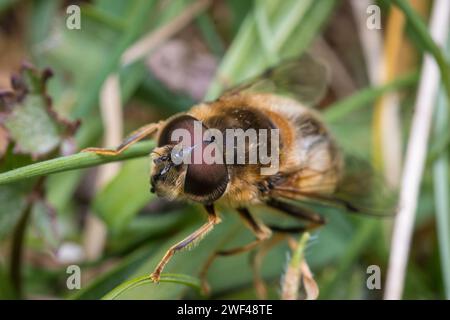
[184, 161, 228, 204]
[183, 135, 228, 204]
[157, 114, 200, 147]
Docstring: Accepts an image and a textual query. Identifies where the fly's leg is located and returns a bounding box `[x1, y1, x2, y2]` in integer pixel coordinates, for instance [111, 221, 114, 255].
[266, 225, 308, 233]
[237, 207, 273, 240]
[200, 208, 272, 295]
[250, 233, 287, 299]
[82, 122, 161, 156]
[150, 204, 221, 283]
[266, 198, 326, 227]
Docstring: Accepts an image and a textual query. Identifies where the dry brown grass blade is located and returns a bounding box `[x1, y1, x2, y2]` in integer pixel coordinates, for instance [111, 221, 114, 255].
[312, 37, 357, 99]
[372, 5, 405, 188]
[83, 74, 123, 260]
[281, 233, 318, 300]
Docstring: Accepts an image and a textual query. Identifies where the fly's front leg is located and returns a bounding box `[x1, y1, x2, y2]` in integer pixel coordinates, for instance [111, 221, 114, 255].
[82, 122, 161, 156]
[150, 204, 221, 283]
[215, 208, 272, 256]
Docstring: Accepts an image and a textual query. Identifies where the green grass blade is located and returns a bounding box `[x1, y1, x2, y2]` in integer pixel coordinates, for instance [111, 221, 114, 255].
[0, 141, 154, 185]
[281, 232, 310, 300]
[102, 273, 201, 300]
[196, 13, 225, 57]
[254, 1, 278, 64]
[324, 71, 418, 122]
[392, 0, 450, 103]
[206, 0, 326, 100]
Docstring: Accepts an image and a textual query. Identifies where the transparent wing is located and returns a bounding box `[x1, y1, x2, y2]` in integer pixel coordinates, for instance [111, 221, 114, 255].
[220, 52, 330, 107]
[271, 155, 398, 217]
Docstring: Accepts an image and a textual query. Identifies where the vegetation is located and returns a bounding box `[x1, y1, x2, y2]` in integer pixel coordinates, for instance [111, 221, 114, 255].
[0, 0, 448, 300]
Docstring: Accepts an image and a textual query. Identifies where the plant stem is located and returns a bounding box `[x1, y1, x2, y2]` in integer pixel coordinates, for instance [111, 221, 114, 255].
[0, 141, 155, 186]
[9, 201, 32, 299]
[102, 273, 201, 300]
[281, 232, 310, 300]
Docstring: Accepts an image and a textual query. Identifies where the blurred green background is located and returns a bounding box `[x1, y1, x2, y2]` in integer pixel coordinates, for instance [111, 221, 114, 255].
[0, 0, 448, 300]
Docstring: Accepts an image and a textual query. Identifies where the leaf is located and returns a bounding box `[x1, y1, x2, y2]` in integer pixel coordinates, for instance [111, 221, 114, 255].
[5, 96, 61, 156]
[0, 64, 79, 159]
[31, 198, 60, 251]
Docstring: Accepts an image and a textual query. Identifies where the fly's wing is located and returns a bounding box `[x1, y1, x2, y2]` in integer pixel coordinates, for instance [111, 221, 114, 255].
[220, 52, 330, 107]
[271, 155, 398, 217]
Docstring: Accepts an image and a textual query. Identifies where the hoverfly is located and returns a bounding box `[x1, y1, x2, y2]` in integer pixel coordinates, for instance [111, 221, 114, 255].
[83, 52, 395, 290]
